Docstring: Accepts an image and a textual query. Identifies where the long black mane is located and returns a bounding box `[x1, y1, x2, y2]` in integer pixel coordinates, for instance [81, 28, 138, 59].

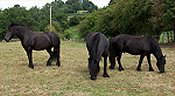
[8, 23, 33, 31]
[150, 37, 163, 59]
[88, 32, 100, 60]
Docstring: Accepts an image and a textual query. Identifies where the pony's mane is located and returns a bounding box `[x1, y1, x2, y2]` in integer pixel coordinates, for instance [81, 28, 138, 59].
[8, 23, 33, 31]
[121, 34, 147, 39]
[150, 37, 163, 59]
[89, 33, 100, 59]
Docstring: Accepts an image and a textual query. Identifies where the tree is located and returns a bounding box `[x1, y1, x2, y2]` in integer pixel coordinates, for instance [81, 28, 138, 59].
[69, 15, 80, 26]
[0, 5, 29, 40]
[65, 0, 97, 13]
[79, 0, 175, 40]
[0, 0, 99, 40]
[161, 0, 175, 41]
[78, 13, 97, 38]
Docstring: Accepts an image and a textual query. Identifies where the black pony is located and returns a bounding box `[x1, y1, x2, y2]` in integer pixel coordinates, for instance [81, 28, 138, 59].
[4, 23, 61, 69]
[86, 32, 110, 80]
[109, 34, 166, 73]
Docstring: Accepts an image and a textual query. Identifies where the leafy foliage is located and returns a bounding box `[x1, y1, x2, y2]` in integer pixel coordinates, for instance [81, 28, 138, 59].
[79, 0, 175, 39]
[65, 0, 97, 13]
[0, 0, 97, 40]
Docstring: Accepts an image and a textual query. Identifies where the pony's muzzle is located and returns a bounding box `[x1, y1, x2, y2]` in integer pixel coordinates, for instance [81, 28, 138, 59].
[159, 70, 165, 73]
[158, 67, 165, 73]
[90, 75, 97, 80]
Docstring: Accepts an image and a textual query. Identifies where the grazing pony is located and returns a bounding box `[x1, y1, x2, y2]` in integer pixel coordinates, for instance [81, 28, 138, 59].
[109, 34, 166, 73]
[4, 23, 61, 69]
[86, 32, 110, 80]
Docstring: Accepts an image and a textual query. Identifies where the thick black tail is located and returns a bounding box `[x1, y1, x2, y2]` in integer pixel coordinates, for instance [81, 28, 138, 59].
[53, 38, 61, 66]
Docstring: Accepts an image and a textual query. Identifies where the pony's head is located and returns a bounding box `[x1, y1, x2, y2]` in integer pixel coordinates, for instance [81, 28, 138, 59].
[4, 23, 18, 42]
[88, 57, 100, 80]
[156, 55, 166, 73]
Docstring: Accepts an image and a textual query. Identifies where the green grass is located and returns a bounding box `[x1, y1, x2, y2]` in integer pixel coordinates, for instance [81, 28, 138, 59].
[0, 41, 175, 96]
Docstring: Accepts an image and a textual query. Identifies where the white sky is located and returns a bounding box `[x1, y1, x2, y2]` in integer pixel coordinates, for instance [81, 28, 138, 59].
[0, 0, 111, 10]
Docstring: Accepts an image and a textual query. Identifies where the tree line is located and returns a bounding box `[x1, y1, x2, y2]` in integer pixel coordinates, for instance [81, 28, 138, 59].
[1, 0, 175, 41]
[78, 0, 175, 41]
[0, 0, 98, 40]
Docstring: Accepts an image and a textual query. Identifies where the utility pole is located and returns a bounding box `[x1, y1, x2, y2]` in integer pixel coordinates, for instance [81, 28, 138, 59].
[50, 5, 52, 32]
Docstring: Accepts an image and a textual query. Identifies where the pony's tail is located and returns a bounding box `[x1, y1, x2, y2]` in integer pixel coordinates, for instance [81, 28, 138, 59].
[54, 38, 61, 66]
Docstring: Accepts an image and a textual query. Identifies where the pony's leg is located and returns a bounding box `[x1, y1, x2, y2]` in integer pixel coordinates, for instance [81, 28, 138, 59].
[109, 48, 116, 69]
[26, 48, 34, 69]
[46, 48, 54, 66]
[117, 53, 124, 71]
[109, 55, 116, 69]
[54, 47, 60, 67]
[103, 56, 110, 77]
[136, 55, 145, 71]
[146, 54, 154, 71]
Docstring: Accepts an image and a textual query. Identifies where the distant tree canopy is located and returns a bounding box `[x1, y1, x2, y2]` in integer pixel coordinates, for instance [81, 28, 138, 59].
[1, 0, 175, 41]
[79, 0, 175, 39]
[65, 0, 97, 13]
[0, 0, 98, 40]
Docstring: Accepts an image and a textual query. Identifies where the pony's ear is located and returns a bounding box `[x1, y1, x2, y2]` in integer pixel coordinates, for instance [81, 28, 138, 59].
[11, 22, 14, 24]
[11, 22, 15, 26]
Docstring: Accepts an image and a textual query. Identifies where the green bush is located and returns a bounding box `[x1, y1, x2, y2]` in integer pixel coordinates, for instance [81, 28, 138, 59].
[78, 0, 175, 39]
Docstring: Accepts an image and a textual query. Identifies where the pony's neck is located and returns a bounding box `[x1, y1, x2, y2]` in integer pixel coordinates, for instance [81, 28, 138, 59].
[15, 26, 33, 41]
[153, 49, 163, 61]
[151, 39, 163, 61]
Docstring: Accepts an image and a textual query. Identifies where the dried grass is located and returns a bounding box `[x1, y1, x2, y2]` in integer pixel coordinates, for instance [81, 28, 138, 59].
[0, 41, 175, 96]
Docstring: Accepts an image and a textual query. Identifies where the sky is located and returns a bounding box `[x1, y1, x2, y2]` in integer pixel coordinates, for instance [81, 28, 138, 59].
[0, 0, 111, 10]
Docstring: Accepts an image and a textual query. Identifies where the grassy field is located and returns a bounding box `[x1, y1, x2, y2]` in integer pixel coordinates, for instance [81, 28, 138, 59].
[0, 41, 175, 96]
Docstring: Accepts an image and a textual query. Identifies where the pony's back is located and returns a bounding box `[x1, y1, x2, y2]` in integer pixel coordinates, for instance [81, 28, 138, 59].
[86, 32, 108, 59]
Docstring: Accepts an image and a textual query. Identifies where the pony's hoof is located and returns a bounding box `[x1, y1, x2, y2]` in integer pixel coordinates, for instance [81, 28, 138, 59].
[90, 76, 97, 80]
[46, 62, 51, 66]
[103, 74, 110, 78]
[28, 65, 34, 69]
[56, 62, 61, 67]
[109, 66, 115, 70]
[136, 68, 142, 71]
[118, 67, 124, 71]
[149, 68, 154, 71]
